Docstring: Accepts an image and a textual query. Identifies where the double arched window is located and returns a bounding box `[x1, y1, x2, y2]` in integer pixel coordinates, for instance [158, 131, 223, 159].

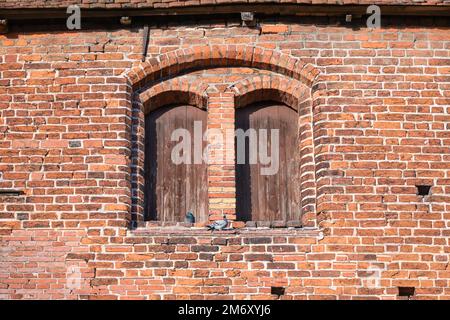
[128, 45, 318, 227]
[142, 94, 304, 225]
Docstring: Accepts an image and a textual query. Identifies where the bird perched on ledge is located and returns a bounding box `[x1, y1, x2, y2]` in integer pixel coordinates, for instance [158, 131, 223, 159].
[185, 211, 195, 224]
[206, 215, 229, 231]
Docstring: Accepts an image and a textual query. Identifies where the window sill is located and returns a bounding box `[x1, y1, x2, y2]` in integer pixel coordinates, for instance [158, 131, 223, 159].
[137, 219, 303, 229]
[131, 225, 321, 238]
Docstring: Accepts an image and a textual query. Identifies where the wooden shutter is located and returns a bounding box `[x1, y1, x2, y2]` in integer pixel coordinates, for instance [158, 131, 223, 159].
[145, 104, 208, 222]
[235, 102, 300, 222]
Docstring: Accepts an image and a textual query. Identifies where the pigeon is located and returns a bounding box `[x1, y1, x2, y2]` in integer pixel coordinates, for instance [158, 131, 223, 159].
[185, 211, 195, 224]
[206, 215, 229, 231]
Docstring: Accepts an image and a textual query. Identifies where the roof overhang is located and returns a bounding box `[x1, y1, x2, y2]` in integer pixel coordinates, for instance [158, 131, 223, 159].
[1, 4, 449, 21]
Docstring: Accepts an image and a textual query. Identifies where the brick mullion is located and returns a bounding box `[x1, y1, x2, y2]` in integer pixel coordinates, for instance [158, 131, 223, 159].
[206, 92, 236, 221]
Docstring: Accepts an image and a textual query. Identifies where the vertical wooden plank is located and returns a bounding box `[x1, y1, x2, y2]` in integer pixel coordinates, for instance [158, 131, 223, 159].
[257, 105, 270, 221]
[173, 105, 185, 221]
[280, 104, 291, 221]
[185, 106, 193, 221]
[199, 109, 208, 221]
[235, 106, 252, 221]
[286, 107, 299, 221]
[145, 107, 158, 220]
[252, 104, 264, 221]
[280, 104, 289, 222]
[161, 106, 173, 221]
[268, 105, 281, 222]
[185, 105, 208, 222]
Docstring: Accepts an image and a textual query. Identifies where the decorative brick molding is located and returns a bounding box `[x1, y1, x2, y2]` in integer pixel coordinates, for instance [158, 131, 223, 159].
[230, 74, 311, 110]
[125, 45, 320, 92]
[139, 78, 209, 113]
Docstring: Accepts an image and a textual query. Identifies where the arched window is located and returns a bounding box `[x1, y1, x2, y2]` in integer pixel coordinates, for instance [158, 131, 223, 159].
[235, 101, 300, 222]
[144, 104, 208, 222]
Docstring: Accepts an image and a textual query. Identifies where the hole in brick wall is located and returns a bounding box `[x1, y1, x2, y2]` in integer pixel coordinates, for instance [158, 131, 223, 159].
[271, 286, 285, 297]
[398, 287, 415, 299]
[16, 213, 28, 221]
[69, 140, 81, 148]
[0, 189, 24, 197]
[416, 185, 431, 196]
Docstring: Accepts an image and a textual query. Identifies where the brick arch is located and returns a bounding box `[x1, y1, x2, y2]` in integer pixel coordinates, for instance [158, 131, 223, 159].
[228, 73, 311, 112]
[125, 45, 320, 91]
[139, 78, 209, 113]
[227, 74, 317, 227]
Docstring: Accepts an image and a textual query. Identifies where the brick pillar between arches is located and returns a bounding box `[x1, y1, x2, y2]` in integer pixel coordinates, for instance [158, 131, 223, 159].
[207, 92, 236, 221]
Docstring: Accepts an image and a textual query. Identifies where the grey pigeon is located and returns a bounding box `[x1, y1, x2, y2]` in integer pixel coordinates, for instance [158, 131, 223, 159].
[206, 215, 228, 231]
[185, 211, 195, 224]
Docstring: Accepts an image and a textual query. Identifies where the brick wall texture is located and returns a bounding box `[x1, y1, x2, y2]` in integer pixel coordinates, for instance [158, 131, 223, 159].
[0, 13, 450, 299]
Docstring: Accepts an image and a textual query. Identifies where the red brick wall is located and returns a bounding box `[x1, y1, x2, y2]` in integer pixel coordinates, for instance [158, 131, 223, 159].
[1, 16, 450, 299]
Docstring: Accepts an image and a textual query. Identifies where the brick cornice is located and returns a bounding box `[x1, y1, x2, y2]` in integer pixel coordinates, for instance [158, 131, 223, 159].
[1, 3, 449, 23]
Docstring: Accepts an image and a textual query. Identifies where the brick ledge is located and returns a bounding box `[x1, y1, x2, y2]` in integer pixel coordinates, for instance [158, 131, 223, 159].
[130, 226, 321, 237]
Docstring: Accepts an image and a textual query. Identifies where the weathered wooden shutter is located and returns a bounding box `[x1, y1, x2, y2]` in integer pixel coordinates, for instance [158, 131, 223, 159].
[235, 102, 300, 222]
[145, 104, 208, 222]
